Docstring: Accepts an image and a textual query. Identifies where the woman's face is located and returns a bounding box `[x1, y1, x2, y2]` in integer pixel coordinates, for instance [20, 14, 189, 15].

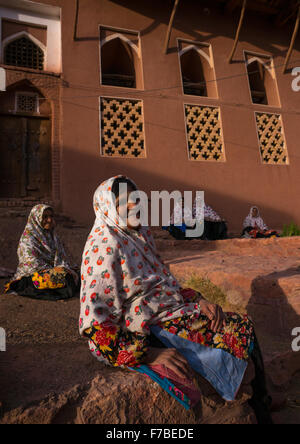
[41, 208, 55, 230]
[252, 208, 259, 218]
[116, 188, 141, 230]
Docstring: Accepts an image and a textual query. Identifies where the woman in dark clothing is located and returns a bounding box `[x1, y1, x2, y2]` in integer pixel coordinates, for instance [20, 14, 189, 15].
[165, 199, 228, 241]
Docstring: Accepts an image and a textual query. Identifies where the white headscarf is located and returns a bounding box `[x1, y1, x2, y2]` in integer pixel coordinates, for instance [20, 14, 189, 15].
[79, 176, 198, 337]
[193, 200, 221, 222]
[243, 206, 268, 231]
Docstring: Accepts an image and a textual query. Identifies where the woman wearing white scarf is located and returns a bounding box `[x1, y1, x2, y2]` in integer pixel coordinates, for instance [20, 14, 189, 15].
[242, 206, 278, 239]
[79, 176, 273, 423]
[5, 204, 79, 300]
[243, 206, 268, 231]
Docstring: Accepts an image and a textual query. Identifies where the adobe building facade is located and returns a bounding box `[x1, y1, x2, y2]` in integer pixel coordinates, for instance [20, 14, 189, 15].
[0, 0, 300, 232]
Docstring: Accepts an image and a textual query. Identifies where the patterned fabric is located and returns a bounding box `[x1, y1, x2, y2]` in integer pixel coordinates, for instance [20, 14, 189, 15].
[32, 266, 68, 290]
[79, 176, 200, 346]
[130, 365, 200, 410]
[12, 204, 74, 281]
[157, 312, 254, 361]
[84, 288, 198, 367]
[243, 206, 268, 231]
[150, 325, 249, 402]
[193, 200, 222, 223]
[84, 321, 148, 367]
[245, 228, 278, 239]
[170, 199, 221, 226]
[86, 308, 254, 367]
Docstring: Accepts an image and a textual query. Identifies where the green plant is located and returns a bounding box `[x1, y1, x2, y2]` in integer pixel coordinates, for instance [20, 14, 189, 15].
[281, 222, 300, 237]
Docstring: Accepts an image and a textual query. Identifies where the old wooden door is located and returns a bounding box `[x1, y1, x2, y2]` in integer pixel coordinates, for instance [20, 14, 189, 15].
[0, 116, 24, 198]
[0, 116, 51, 199]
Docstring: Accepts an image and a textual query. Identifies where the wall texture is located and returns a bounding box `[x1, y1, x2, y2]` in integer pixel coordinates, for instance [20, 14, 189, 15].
[1, 0, 300, 232]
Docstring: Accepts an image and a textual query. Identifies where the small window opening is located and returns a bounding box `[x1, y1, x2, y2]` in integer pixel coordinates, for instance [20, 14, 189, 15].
[247, 60, 268, 104]
[245, 54, 280, 107]
[181, 48, 207, 96]
[101, 37, 136, 88]
[4, 36, 44, 70]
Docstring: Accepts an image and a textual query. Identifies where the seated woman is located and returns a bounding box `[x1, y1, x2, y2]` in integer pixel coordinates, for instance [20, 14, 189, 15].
[163, 198, 194, 240]
[164, 198, 227, 241]
[79, 176, 273, 423]
[5, 204, 80, 300]
[242, 206, 279, 239]
[193, 199, 228, 241]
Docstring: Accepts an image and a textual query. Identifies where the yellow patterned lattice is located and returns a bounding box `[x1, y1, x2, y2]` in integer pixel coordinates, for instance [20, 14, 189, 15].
[255, 113, 288, 165]
[185, 105, 225, 162]
[100, 97, 145, 158]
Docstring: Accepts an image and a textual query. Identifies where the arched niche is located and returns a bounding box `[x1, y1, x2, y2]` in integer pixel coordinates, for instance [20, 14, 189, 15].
[180, 47, 217, 98]
[101, 35, 142, 89]
[246, 57, 280, 107]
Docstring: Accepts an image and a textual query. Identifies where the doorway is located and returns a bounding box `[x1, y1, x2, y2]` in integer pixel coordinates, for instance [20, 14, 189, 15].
[0, 115, 52, 199]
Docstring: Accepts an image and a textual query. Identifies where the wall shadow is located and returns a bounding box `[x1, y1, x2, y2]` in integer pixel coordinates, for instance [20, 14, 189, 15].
[61, 144, 297, 232]
[247, 267, 300, 351]
[107, 0, 300, 58]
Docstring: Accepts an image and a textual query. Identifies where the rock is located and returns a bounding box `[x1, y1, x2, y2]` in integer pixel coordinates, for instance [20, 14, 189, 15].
[0, 355, 256, 425]
[79, 366, 256, 425]
[167, 237, 300, 338]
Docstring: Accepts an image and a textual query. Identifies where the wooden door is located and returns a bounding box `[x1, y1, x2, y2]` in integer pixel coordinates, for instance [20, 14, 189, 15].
[0, 115, 51, 199]
[26, 118, 52, 199]
[0, 116, 25, 198]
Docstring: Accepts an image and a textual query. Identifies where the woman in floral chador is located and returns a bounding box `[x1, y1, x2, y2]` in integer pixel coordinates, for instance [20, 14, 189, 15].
[5, 204, 79, 300]
[79, 176, 273, 423]
[242, 206, 279, 239]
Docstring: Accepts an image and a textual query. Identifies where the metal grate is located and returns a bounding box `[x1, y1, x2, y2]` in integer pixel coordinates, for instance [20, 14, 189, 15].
[4, 37, 44, 70]
[185, 105, 225, 161]
[101, 97, 145, 158]
[16, 93, 38, 113]
[256, 113, 288, 164]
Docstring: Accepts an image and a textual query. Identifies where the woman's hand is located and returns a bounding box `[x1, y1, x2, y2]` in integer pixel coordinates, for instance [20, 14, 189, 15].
[199, 299, 226, 333]
[143, 347, 194, 380]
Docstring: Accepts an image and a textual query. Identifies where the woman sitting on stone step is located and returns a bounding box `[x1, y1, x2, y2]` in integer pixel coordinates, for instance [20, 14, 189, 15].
[79, 176, 273, 423]
[5, 204, 80, 300]
[193, 197, 228, 241]
[164, 197, 228, 241]
[242, 206, 279, 239]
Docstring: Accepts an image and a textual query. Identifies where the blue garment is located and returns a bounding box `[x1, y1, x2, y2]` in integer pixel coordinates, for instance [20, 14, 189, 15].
[162, 224, 187, 233]
[150, 325, 249, 402]
[129, 365, 191, 410]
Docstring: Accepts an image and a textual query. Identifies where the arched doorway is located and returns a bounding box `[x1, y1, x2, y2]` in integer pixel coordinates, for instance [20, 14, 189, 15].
[0, 80, 52, 199]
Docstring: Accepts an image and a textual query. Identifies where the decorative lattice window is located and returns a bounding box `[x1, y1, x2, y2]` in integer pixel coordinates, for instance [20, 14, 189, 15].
[185, 105, 225, 161]
[255, 113, 288, 164]
[16, 93, 39, 113]
[4, 37, 44, 70]
[100, 97, 145, 158]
